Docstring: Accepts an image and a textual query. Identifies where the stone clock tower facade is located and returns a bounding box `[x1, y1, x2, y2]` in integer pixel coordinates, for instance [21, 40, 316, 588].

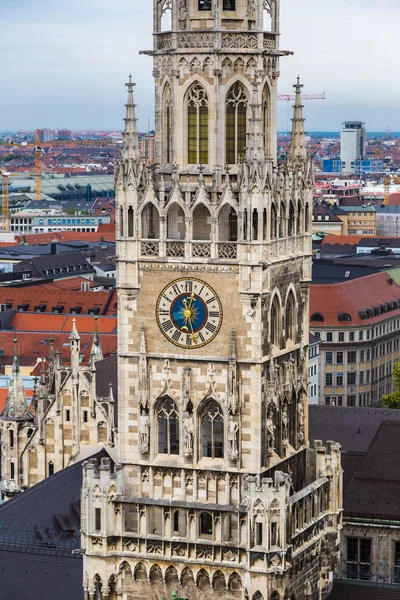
[81, 2, 342, 599]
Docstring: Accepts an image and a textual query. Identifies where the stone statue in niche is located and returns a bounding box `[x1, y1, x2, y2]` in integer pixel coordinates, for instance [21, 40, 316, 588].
[183, 410, 194, 456]
[297, 401, 305, 443]
[179, 0, 188, 19]
[267, 407, 276, 455]
[228, 414, 239, 460]
[282, 402, 289, 445]
[139, 410, 150, 453]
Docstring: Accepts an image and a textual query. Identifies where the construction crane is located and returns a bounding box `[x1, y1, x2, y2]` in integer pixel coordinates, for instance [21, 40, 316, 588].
[384, 176, 392, 206]
[1, 171, 19, 232]
[278, 93, 326, 102]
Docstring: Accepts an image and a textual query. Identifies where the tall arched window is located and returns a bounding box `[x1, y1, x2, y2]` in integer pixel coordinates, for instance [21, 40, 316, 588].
[285, 291, 296, 342]
[163, 84, 172, 164]
[141, 203, 160, 239]
[279, 202, 285, 238]
[305, 203, 310, 233]
[270, 296, 281, 348]
[262, 84, 271, 155]
[297, 203, 303, 235]
[271, 204, 277, 239]
[158, 398, 180, 455]
[219, 205, 238, 241]
[193, 203, 211, 240]
[201, 400, 224, 458]
[226, 82, 248, 164]
[288, 202, 295, 237]
[167, 204, 185, 239]
[187, 83, 209, 164]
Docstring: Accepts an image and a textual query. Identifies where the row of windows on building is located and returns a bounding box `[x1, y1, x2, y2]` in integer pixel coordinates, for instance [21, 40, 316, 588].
[325, 394, 370, 407]
[313, 319, 400, 343]
[309, 364, 317, 377]
[325, 371, 370, 387]
[130, 200, 309, 243]
[163, 81, 270, 165]
[346, 537, 400, 583]
[309, 384, 318, 398]
[198, 0, 237, 10]
[326, 341, 400, 366]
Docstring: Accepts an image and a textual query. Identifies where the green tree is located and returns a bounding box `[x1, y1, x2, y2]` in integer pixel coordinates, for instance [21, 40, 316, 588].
[382, 361, 400, 408]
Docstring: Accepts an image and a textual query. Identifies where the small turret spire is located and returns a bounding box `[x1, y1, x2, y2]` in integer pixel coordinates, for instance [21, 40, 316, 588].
[69, 318, 80, 342]
[91, 316, 103, 362]
[1, 339, 32, 421]
[122, 74, 140, 162]
[289, 77, 307, 162]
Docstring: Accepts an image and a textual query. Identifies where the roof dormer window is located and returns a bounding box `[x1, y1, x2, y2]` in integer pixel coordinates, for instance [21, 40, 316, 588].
[223, 0, 235, 9]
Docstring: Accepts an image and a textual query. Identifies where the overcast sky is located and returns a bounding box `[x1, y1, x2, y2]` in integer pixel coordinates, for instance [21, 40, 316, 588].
[1, 0, 398, 132]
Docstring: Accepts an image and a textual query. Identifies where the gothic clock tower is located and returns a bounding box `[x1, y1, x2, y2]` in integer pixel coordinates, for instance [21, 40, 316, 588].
[82, 2, 342, 599]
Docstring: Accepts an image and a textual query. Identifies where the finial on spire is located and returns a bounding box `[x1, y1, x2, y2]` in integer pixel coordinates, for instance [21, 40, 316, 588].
[69, 318, 80, 342]
[289, 77, 307, 162]
[1, 338, 32, 421]
[91, 316, 103, 362]
[122, 75, 140, 162]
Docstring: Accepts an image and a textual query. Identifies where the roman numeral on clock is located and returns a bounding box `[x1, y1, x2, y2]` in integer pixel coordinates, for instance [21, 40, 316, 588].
[162, 320, 173, 332]
[186, 335, 192, 346]
[163, 294, 172, 303]
[205, 322, 216, 333]
[158, 309, 169, 316]
[185, 281, 193, 292]
[209, 311, 219, 318]
[198, 331, 205, 343]
[172, 284, 181, 296]
[206, 297, 216, 305]
[172, 329, 181, 342]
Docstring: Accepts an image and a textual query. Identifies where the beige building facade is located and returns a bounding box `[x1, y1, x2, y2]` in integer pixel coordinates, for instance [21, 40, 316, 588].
[0, 324, 115, 500]
[81, 2, 342, 600]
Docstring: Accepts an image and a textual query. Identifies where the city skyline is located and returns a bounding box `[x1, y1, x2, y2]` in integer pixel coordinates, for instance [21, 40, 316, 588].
[1, 0, 399, 131]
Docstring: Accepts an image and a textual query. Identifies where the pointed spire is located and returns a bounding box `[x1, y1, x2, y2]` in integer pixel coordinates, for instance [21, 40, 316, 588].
[289, 77, 307, 162]
[69, 318, 80, 342]
[91, 316, 103, 362]
[121, 74, 140, 162]
[1, 339, 32, 420]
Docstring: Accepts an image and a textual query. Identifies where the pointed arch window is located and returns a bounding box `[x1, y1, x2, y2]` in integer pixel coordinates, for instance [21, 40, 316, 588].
[288, 202, 295, 237]
[163, 84, 172, 164]
[157, 398, 180, 455]
[271, 204, 277, 239]
[226, 83, 248, 164]
[201, 400, 224, 458]
[262, 84, 271, 155]
[285, 292, 296, 342]
[187, 83, 209, 164]
[270, 296, 281, 348]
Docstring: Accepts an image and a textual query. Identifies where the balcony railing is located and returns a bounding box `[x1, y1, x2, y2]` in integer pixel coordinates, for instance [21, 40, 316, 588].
[166, 241, 185, 258]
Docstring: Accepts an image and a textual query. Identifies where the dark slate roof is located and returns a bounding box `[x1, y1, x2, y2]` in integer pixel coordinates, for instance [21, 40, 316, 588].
[342, 451, 364, 491]
[0, 544, 83, 600]
[344, 421, 400, 520]
[330, 580, 400, 599]
[96, 354, 117, 400]
[309, 405, 400, 452]
[312, 262, 380, 284]
[0, 449, 111, 600]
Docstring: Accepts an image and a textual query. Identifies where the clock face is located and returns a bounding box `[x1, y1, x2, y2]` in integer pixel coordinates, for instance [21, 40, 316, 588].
[156, 277, 223, 349]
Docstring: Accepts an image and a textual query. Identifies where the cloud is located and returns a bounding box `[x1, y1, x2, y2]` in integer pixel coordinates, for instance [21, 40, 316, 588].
[0, 0, 397, 131]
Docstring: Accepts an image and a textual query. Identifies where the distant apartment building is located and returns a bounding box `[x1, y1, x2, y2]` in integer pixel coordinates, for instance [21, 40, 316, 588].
[9, 209, 110, 233]
[340, 121, 367, 174]
[309, 333, 321, 405]
[38, 129, 56, 143]
[310, 270, 400, 406]
[139, 132, 155, 163]
[312, 203, 344, 236]
[333, 205, 376, 236]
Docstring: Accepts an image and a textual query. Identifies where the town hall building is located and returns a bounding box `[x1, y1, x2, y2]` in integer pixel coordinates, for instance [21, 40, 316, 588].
[81, 1, 342, 599]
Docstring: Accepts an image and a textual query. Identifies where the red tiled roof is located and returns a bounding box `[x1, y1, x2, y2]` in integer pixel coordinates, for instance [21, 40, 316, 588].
[321, 235, 364, 246]
[310, 271, 400, 327]
[0, 287, 116, 316]
[0, 331, 117, 366]
[10, 313, 117, 334]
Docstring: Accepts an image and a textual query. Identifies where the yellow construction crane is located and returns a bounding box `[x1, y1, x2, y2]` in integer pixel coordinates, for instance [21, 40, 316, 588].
[384, 176, 392, 206]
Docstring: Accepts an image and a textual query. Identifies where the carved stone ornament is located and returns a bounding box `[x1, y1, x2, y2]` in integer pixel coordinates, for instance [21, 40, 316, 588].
[122, 538, 138, 552]
[147, 540, 162, 555]
[223, 548, 237, 562]
[172, 543, 186, 557]
[197, 545, 213, 560]
[183, 410, 194, 458]
[267, 404, 276, 456]
[228, 414, 239, 461]
[92, 536, 103, 547]
[139, 410, 150, 455]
